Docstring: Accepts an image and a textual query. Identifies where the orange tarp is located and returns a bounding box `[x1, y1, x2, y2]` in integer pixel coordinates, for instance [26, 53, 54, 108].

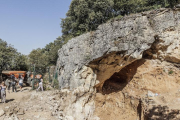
[30, 74, 42, 79]
[2, 71, 26, 78]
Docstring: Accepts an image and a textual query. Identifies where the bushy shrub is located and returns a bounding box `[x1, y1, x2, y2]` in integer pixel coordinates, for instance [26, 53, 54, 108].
[168, 70, 173, 75]
[52, 79, 59, 89]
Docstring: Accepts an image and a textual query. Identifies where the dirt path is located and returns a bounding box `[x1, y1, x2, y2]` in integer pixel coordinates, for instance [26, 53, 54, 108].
[0, 86, 31, 105]
[0, 87, 56, 120]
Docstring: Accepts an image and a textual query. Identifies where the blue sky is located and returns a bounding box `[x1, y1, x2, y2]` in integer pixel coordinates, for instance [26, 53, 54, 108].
[0, 0, 72, 55]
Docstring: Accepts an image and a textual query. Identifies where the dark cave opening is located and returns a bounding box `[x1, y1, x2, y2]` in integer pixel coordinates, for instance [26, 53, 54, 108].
[102, 59, 146, 94]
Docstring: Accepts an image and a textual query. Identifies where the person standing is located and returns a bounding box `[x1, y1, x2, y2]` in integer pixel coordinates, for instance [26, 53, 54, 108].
[19, 75, 23, 92]
[0, 82, 6, 103]
[12, 79, 17, 92]
[18, 74, 21, 79]
[11, 74, 15, 81]
[11, 74, 16, 92]
[36, 77, 43, 92]
[6, 77, 11, 93]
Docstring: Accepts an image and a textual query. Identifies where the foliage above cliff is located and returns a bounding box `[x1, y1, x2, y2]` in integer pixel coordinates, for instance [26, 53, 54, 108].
[61, 0, 179, 38]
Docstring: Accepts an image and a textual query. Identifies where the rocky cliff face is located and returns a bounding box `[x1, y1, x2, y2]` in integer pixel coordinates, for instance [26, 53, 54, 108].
[56, 8, 180, 120]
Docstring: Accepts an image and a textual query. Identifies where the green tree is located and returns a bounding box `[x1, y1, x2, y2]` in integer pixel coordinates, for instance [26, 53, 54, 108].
[12, 54, 28, 71]
[61, 0, 171, 40]
[28, 48, 48, 74]
[28, 36, 64, 75]
[0, 39, 17, 72]
[61, 0, 115, 37]
[45, 37, 64, 65]
[0, 39, 28, 80]
[167, 0, 180, 7]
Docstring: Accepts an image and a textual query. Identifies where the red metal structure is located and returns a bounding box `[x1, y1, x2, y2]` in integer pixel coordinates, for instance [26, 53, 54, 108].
[2, 71, 26, 79]
[29, 74, 42, 79]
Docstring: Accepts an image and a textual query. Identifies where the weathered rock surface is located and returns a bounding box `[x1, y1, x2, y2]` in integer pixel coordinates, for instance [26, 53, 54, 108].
[57, 8, 180, 90]
[57, 12, 155, 90]
[55, 8, 180, 120]
[0, 109, 5, 117]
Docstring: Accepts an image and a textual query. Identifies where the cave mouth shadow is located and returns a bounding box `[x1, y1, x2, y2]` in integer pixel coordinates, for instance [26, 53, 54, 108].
[102, 59, 146, 95]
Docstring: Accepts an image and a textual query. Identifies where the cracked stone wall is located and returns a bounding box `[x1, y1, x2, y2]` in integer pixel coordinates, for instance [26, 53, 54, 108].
[56, 8, 180, 120]
[56, 10, 155, 90]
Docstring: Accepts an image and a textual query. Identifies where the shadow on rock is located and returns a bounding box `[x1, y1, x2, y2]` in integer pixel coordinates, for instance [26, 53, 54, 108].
[144, 105, 180, 120]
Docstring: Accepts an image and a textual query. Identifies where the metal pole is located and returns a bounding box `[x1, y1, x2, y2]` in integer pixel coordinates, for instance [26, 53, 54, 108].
[33, 64, 36, 79]
[48, 67, 51, 83]
[32, 64, 36, 90]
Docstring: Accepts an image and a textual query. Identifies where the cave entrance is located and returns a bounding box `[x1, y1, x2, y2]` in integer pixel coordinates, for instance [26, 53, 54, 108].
[88, 52, 145, 95]
[102, 59, 145, 94]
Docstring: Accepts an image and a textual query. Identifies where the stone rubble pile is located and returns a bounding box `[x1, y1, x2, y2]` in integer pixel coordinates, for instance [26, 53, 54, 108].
[0, 89, 97, 120]
[0, 91, 57, 120]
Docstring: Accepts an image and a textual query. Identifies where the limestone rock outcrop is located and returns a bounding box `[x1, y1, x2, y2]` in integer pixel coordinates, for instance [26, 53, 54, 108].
[56, 8, 180, 119]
